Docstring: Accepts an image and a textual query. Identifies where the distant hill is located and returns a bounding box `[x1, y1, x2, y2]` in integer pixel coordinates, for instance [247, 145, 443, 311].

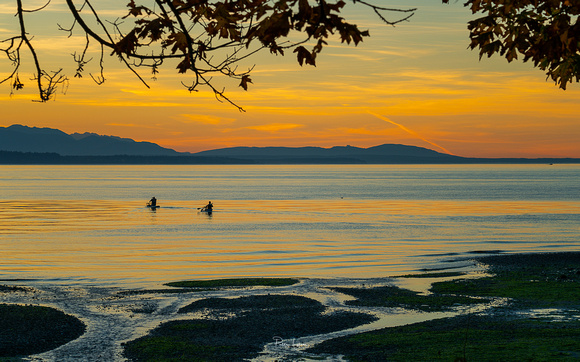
[0, 124, 457, 162]
[1, 124, 579, 164]
[0, 125, 181, 156]
[194, 144, 460, 163]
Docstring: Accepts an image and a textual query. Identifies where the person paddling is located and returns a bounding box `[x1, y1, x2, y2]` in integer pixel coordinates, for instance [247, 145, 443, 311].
[203, 201, 213, 212]
[148, 197, 157, 207]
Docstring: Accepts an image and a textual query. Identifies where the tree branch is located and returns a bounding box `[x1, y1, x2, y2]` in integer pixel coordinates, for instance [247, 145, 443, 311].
[2, 0, 427, 106]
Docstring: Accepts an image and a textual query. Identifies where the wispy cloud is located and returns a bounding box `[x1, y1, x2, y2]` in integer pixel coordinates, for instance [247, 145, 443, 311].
[368, 111, 454, 155]
[181, 114, 236, 126]
[0, 4, 17, 14]
[245, 123, 304, 132]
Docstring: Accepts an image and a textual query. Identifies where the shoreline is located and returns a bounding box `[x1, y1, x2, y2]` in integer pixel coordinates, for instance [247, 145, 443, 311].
[1, 251, 579, 361]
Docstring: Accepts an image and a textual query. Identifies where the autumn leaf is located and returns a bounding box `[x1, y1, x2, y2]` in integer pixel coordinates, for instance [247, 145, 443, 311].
[114, 29, 139, 55]
[137, 18, 170, 42]
[239, 75, 252, 91]
[294, 46, 315, 66]
[123, 0, 151, 19]
[166, 32, 189, 54]
[176, 57, 191, 73]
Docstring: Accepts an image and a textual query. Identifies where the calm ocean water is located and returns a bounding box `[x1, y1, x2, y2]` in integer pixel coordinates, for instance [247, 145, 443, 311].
[1, 164, 579, 287]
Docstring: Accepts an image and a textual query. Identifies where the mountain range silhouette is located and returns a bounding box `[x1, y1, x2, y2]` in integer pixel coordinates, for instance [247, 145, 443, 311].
[1, 125, 578, 164]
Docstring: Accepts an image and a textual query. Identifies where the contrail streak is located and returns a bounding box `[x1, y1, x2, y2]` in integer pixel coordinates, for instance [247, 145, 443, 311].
[368, 111, 453, 155]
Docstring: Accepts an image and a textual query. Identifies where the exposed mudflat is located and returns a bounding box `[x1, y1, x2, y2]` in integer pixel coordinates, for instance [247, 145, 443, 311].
[3, 252, 577, 361]
[0, 272, 480, 361]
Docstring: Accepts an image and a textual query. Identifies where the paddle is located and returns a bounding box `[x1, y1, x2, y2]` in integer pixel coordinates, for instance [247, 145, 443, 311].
[198, 203, 213, 211]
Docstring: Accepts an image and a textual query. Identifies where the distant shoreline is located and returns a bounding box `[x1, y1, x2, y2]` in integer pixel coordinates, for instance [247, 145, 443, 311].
[2, 150, 580, 165]
[3, 125, 579, 164]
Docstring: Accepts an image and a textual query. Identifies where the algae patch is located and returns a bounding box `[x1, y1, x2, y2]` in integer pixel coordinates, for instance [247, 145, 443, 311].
[123, 294, 376, 361]
[395, 271, 467, 279]
[308, 314, 580, 361]
[431, 252, 580, 309]
[165, 277, 300, 288]
[119, 278, 300, 296]
[309, 252, 580, 361]
[0, 304, 85, 358]
[331, 285, 487, 312]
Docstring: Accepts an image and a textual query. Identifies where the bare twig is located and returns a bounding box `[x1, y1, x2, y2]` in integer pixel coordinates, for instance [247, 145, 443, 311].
[3, 0, 418, 106]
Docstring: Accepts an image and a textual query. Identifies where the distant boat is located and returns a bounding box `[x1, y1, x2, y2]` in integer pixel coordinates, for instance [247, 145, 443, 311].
[199, 207, 212, 213]
[147, 202, 160, 209]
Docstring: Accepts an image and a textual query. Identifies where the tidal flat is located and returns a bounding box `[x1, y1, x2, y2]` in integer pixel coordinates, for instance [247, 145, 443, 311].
[309, 252, 580, 361]
[0, 252, 579, 361]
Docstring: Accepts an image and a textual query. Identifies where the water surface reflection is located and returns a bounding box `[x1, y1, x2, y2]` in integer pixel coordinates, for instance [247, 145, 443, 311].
[1, 199, 579, 287]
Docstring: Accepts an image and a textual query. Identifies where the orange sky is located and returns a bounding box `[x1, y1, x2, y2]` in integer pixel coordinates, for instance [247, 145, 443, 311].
[1, 1, 579, 158]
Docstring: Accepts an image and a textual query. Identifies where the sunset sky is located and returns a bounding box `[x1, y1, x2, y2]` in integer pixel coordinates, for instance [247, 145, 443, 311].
[1, 1, 579, 158]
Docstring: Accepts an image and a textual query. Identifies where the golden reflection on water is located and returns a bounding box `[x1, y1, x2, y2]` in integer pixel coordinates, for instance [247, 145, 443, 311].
[1, 199, 580, 287]
[0, 200, 131, 234]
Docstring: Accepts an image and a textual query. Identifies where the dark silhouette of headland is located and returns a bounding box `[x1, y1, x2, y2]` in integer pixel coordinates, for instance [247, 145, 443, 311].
[1, 125, 579, 165]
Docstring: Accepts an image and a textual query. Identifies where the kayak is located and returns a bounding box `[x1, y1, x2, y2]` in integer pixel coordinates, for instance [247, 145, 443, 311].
[199, 208, 213, 213]
[147, 204, 160, 209]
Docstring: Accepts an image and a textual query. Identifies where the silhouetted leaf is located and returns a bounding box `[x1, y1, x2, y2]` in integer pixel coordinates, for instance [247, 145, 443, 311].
[239, 75, 252, 90]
